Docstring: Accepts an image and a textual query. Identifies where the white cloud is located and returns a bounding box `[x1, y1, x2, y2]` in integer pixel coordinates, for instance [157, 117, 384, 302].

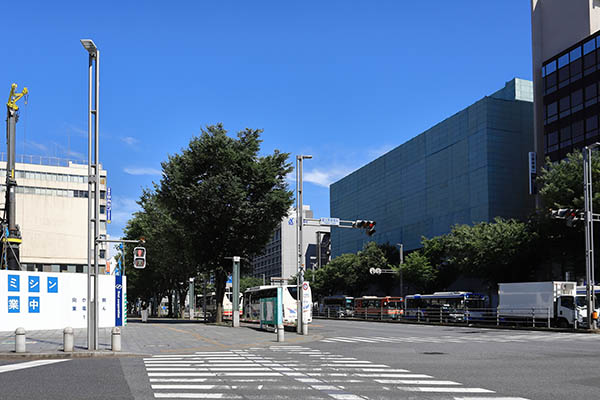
[121, 136, 139, 146]
[368, 144, 396, 159]
[123, 167, 162, 176]
[303, 168, 353, 188]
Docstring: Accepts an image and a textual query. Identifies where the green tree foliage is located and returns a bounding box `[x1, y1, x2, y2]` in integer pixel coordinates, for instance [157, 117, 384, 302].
[400, 251, 436, 292]
[154, 124, 293, 322]
[538, 151, 600, 210]
[441, 218, 538, 284]
[305, 242, 393, 299]
[240, 276, 263, 294]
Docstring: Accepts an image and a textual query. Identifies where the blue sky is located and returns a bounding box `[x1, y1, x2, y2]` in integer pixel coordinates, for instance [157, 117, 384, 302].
[0, 1, 533, 239]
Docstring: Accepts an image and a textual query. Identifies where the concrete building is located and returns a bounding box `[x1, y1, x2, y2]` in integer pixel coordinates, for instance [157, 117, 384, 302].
[330, 78, 534, 257]
[0, 154, 108, 272]
[531, 0, 600, 165]
[252, 205, 330, 281]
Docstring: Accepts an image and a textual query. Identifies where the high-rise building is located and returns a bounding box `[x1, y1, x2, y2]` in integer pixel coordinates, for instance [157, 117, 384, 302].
[330, 79, 534, 256]
[531, 0, 600, 164]
[251, 205, 330, 281]
[0, 154, 108, 273]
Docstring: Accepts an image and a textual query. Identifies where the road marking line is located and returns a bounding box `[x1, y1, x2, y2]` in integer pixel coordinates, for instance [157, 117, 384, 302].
[376, 379, 460, 385]
[150, 379, 209, 382]
[399, 387, 494, 393]
[454, 398, 530, 400]
[154, 394, 241, 399]
[0, 359, 69, 374]
[356, 374, 432, 378]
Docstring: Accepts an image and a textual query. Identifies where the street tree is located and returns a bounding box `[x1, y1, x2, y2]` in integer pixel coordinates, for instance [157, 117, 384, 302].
[400, 251, 437, 293]
[157, 124, 294, 322]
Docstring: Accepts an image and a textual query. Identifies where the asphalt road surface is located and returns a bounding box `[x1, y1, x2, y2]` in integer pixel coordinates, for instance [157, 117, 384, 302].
[1, 319, 599, 399]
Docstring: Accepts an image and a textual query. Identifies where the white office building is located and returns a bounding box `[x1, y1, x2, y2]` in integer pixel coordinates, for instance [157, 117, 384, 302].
[252, 205, 330, 281]
[0, 154, 108, 273]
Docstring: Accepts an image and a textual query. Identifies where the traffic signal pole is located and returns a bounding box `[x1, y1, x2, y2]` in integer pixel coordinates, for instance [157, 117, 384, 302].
[296, 155, 311, 335]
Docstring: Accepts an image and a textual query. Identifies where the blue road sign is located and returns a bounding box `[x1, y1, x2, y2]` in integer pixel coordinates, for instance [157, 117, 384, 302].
[28, 276, 40, 293]
[8, 275, 19, 292]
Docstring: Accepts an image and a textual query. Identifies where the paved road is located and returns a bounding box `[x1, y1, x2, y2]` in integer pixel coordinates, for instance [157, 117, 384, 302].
[1, 319, 600, 399]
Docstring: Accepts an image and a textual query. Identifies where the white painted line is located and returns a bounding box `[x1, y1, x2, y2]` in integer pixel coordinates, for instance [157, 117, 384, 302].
[145, 361, 208, 364]
[329, 395, 364, 400]
[376, 379, 460, 385]
[150, 379, 208, 382]
[361, 369, 409, 372]
[325, 338, 355, 343]
[322, 364, 389, 368]
[356, 374, 432, 378]
[454, 398, 530, 400]
[152, 385, 233, 390]
[399, 387, 494, 393]
[154, 394, 241, 399]
[312, 385, 339, 390]
[330, 360, 371, 364]
[148, 373, 216, 377]
[219, 372, 282, 376]
[0, 359, 70, 374]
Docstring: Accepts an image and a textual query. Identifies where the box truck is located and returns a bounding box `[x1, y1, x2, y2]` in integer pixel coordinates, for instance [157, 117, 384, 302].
[497, 281, 595, 328]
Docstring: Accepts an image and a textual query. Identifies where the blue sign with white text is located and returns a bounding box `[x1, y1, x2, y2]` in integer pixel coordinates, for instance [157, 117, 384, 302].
[8, 275, 19, 292]
[28, 276, 40, 292]
[28, 296, 40, 313]
[115, 275, 123, 326]
[47, 277, 58, 293]
[8, 296, 20, 313]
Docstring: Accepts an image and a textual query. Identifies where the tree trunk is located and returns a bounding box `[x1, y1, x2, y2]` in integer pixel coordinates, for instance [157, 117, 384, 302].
[178, 287, 189, 319]
[215, 270, 226, 324]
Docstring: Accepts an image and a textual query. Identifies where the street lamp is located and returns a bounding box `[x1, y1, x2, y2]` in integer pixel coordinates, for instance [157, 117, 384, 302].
[583, 143, 599, 330]
[397, 243, 404, 297]
[296, 154, 311, 335]
[81, 38, 100, 350]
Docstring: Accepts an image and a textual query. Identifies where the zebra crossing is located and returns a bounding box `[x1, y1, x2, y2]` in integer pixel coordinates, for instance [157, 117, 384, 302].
[143, 345, 530, 399]
[320, 331, 600, 345]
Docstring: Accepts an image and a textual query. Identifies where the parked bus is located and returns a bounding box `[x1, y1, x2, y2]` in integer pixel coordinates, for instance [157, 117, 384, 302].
[404, 291, 487, 322]
[242, 284, 312, 326]
[354, 296, 403, 320]
[197, 289, 242, 320]
[322, 295, 354, 318]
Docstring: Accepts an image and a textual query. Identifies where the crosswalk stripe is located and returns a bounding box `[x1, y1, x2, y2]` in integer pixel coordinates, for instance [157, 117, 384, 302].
[154, 394, 242, 399]
[398, 387, 494, 393]
[375, 379, 460, 385]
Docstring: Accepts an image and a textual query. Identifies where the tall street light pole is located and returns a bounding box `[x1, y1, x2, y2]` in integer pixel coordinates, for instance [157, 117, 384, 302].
[397, 243, 404, 298]
[296, 155, 311, 335]
[583, 144, 598, 330]
[81, 39, 100, 350]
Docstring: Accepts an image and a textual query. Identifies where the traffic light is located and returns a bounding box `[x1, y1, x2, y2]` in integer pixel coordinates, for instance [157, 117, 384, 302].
[550, 208, 583, 227]
[566, 209, 583, 228]
[353, 220, 376, 236]
[133, 247, 146, 269]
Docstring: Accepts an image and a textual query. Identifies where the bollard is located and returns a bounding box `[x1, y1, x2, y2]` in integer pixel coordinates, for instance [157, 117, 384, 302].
[111, 327, 121, 352]
[277, 323, 285, 342]
[15, 327, 26, 353]
[141, 308, 148, 323]
[63, 327, 74, 352]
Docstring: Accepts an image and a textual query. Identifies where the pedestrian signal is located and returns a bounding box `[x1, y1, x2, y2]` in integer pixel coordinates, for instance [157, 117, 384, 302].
[133, 247, 146, 269]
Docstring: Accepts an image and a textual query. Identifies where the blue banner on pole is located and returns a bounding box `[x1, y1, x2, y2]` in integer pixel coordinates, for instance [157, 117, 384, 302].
[115, 275, 123, 326]
[107, 187, 112, 224]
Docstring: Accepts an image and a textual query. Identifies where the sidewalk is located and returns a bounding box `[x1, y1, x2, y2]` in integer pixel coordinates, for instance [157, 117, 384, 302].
[0, 319, 322, 359]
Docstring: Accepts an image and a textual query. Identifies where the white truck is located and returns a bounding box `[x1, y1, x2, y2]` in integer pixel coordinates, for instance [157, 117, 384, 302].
[497, 281, 593, 328]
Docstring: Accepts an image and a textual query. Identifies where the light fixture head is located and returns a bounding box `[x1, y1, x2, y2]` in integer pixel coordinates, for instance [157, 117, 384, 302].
[80, 39, 98, 55]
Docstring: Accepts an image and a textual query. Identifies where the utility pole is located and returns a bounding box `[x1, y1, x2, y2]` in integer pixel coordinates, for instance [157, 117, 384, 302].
[4, 84, 27, 270]
[232, 256, 240, 328]
[296, 155, 311, 335]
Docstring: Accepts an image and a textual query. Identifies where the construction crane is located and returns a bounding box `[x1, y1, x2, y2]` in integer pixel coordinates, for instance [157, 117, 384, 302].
[4, 83, 27, 270]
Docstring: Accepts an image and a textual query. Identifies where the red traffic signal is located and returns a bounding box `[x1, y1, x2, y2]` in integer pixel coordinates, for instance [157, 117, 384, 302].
[353, 220, 376, 236]
[133, 246, 146, 269]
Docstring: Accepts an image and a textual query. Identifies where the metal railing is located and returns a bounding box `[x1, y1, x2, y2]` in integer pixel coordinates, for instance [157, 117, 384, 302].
[0, 153, 87, 167]
[314, 306, 556, 328]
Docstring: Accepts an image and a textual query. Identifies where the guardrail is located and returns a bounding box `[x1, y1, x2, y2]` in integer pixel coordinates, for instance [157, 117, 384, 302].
[314, 307, 555, 328]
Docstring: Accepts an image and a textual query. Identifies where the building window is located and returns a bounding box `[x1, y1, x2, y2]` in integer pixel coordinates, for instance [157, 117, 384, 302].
[559, 96, 570, 118]
[585, 83, 597, 107]
[586, 115, 598, 139]
[546, 130, 558, 153]
[572, 89, 583, 113]
[560, 126, 572, 149]
[546, 101, 558, 124]
[572, 120, 585, 144]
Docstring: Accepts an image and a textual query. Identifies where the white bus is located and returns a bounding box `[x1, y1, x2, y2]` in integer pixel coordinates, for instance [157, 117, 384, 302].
[197, 289, 242, 319]
[243, 284, 312, 326]
[404, 291, 488, 322]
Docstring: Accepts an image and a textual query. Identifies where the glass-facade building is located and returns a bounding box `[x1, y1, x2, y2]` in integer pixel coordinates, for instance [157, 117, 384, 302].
[542, 31, 600, 161]
[330, 78, 534, 256]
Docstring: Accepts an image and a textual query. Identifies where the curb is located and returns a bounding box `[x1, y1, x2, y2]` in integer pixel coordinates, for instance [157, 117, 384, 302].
[0, 351, 149, 360]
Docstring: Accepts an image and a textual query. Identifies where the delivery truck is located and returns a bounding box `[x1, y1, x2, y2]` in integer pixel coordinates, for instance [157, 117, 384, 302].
[497, 281, 593, 328]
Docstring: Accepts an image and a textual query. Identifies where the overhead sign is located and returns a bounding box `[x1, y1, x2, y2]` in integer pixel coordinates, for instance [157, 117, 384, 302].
[528, 152, 537, 195]
[319, 217, 340, 226]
